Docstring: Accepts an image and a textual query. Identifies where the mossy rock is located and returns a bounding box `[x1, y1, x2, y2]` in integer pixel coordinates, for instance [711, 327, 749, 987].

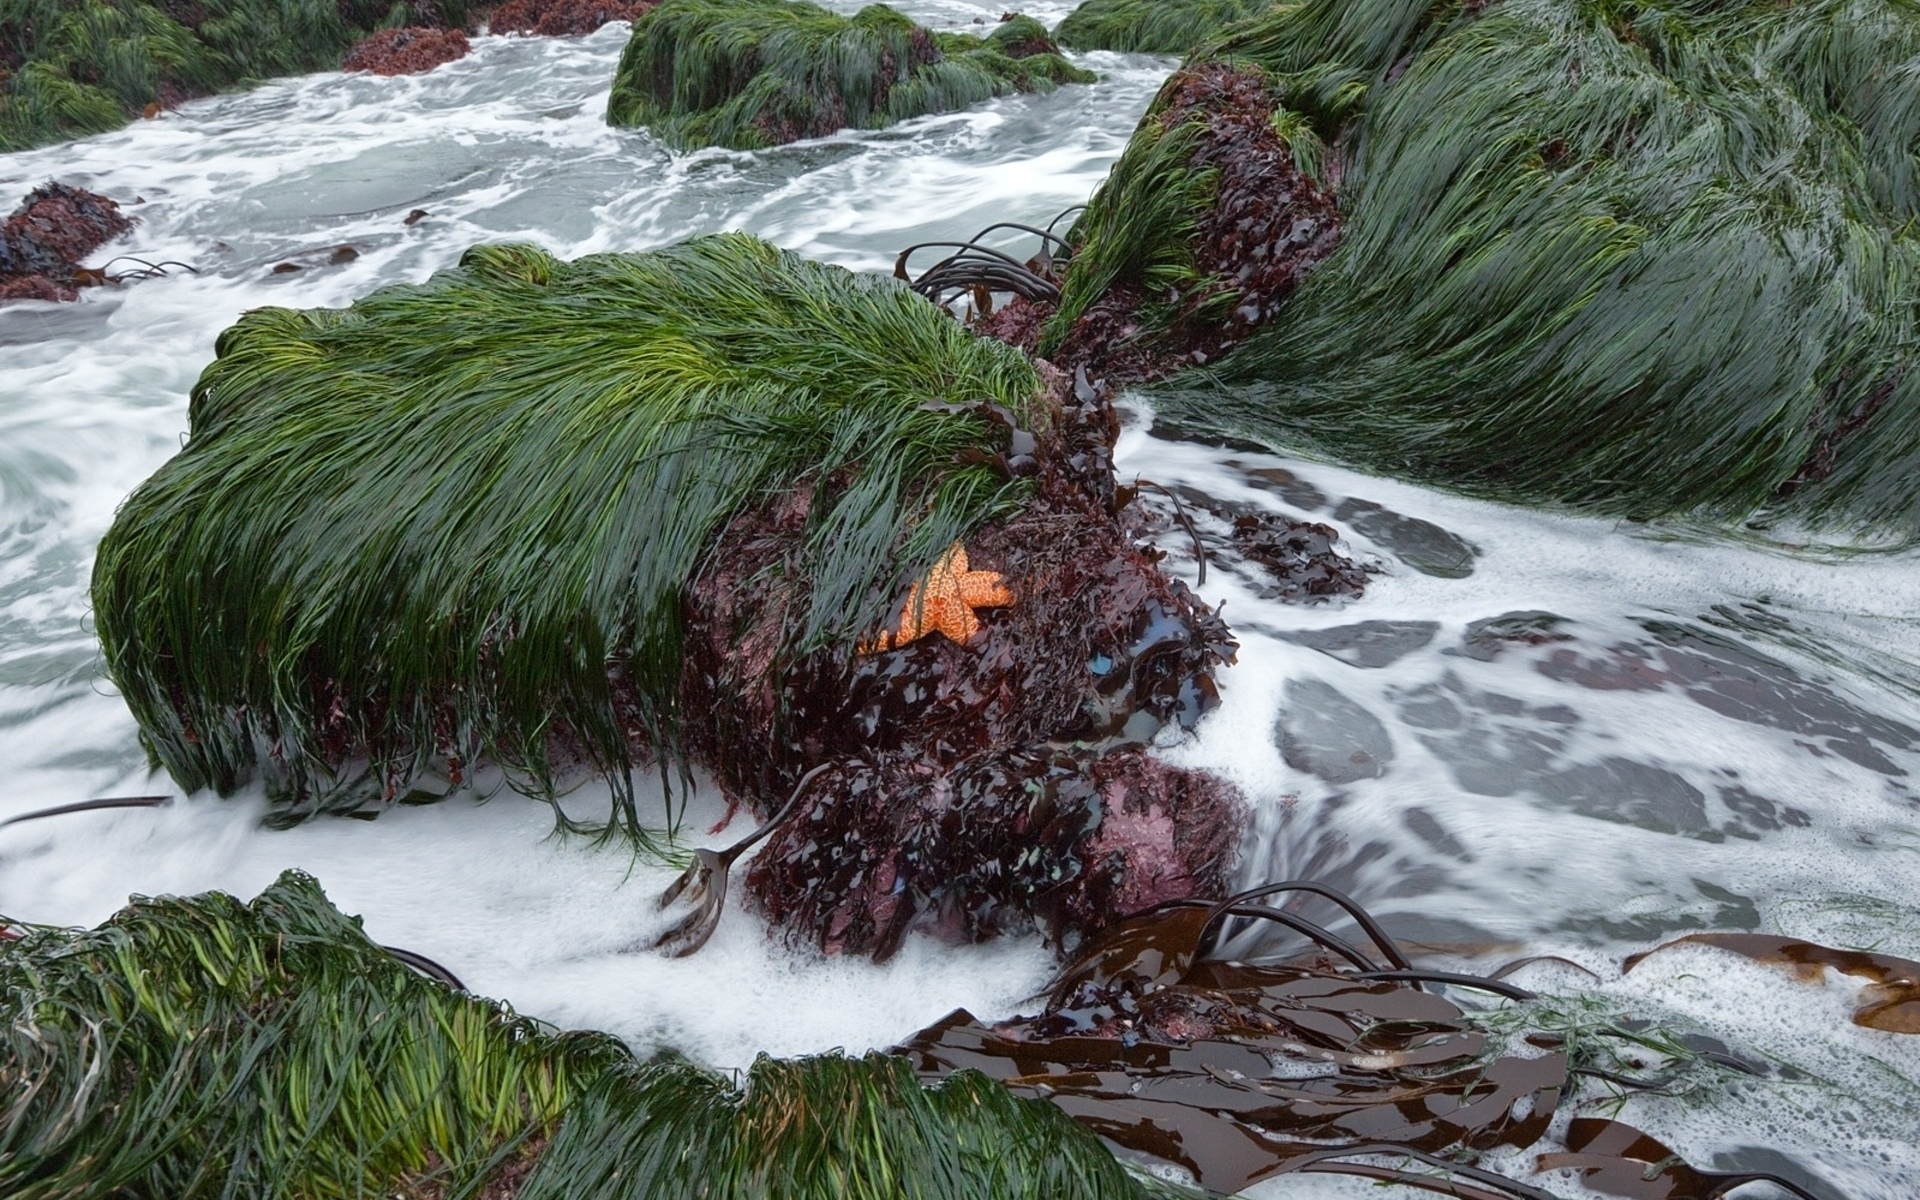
[1052, 0, 1920, 537]
[1052, 0, 1271, 54]
[0, 0, 471, 151]
[606, 0, 1094, 151]
[90, 233, 1044, 837]
[0, 870, 1170, 1199]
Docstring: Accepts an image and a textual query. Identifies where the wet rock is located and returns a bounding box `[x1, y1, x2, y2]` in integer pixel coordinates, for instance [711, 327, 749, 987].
[1452, 609, 1571, 661]
[1044, 63, 1342, 384]
[1234, 463, 1327, 510]
[1536, 757, 1710, 835]
[677, 377, 1246, 956]
[1229, 513, 1371, 602]
[343, 27, 473, 75]
[1275, 678, 1393, 783]
[1717, 785, 1811, 838]
[1400, 806, 1474, 861]
[1538, 621, 1920, 775]
[1330, 498, 1476, 578]
[0, 183, 132, 304]
[1282, 620, 1437, 669]
[488, 0, 654, 36]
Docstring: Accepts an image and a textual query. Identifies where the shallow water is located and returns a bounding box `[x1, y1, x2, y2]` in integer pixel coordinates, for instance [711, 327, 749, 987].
[3, 5, 1918, 1195]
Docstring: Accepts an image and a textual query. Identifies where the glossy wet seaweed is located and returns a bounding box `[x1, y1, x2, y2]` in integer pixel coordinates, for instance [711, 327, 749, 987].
[1061, 0, 1920, 536]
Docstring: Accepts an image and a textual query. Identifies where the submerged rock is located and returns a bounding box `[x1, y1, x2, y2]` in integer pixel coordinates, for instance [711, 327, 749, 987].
[606, 0, 1094, 151]
[343, 26, 472, 75]
[0, 183, 132, 303]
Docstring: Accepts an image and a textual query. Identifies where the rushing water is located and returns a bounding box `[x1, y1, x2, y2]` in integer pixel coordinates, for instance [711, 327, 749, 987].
[3, 5, 1918, 1195]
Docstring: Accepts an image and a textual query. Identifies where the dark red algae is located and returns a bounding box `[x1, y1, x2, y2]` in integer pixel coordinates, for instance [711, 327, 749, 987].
[343, 27, 473, 75]
[676, 370, 1247, 958]
[0, 184, 132, 303]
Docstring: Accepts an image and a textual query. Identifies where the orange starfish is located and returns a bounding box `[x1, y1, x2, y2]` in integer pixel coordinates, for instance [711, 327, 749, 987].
[861, 543, 1014, 652]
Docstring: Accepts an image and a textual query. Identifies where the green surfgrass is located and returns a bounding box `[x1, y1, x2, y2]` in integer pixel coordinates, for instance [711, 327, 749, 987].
[0, 0, 467, 151]
[1052, 0, 1271, 55]
[606, 0, 1094, 152]
[90, 234, 1043, 838]
[1054, 0, 1920, 535]
[0, 871, 1170, 1199]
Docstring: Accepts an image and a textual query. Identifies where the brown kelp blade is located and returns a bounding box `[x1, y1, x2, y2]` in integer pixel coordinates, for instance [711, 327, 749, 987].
[648, 765, 832, 958]
[650, 847, 730, 958]
[1538, 1118, 1829, 1200]
[1625, 932, 1920, 1034]
[900, 880, 1565, 1196]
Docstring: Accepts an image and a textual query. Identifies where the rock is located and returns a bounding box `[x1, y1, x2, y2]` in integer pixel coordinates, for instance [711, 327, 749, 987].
[0, 184, 132, 304]
[1274, 678, 1393, 784]
[1330, 498, 1476, 578]
[1281, 620, 1438, 669]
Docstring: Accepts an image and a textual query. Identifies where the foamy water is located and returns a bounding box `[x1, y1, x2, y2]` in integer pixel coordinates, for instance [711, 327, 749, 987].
[3, 5, 1917, 1195]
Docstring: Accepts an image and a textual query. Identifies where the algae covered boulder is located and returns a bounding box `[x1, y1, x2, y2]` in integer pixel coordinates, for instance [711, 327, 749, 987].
[92, 233, 1045, 834]
[91, 229, 1244, 955]
[1052, 0, 1270, 54]
[0, 0, 471, 150]
[606, 0, 1094, 150]
[1049, 0, 1920, 537]
[0, 870, 1167, 1200]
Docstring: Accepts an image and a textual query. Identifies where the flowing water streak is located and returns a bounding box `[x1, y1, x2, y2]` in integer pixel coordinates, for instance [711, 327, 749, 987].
[1, 5, 1917, 1194]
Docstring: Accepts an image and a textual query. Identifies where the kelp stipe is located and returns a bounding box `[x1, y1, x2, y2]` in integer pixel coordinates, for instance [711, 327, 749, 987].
[1057, 0, 1920, 537]
[91, 234, 1044, 842]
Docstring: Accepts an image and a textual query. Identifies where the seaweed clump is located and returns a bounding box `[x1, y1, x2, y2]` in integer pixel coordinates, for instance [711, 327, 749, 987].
[1058, 0, 1920, 536]
[341, 26, 471, 74]
[0, 871, 1169, 1200]
[0, 182, 131, 302]
[606, 0, 1095, 151]
[91, 234, 1044, 847]
[0, 0, 471, 150]
[1052, 0, 1270, 55]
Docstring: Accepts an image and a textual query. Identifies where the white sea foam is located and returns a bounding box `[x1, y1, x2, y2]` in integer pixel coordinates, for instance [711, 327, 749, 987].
[2, 5, 1917, 1192]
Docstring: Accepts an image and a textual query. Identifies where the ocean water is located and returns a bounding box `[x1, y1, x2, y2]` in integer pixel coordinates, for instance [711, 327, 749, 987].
[2, 5, 1917, 1195]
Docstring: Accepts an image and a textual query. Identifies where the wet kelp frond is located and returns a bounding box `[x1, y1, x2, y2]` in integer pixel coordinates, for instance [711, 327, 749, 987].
[91, 234, 1043, 835]
[0, 871, 1173, 1200]
[605, 0, 1094, 151]
[0, 0, 470, 151]
[1057, 0, 1920, 535]
[1052, 0, 1270, 54]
